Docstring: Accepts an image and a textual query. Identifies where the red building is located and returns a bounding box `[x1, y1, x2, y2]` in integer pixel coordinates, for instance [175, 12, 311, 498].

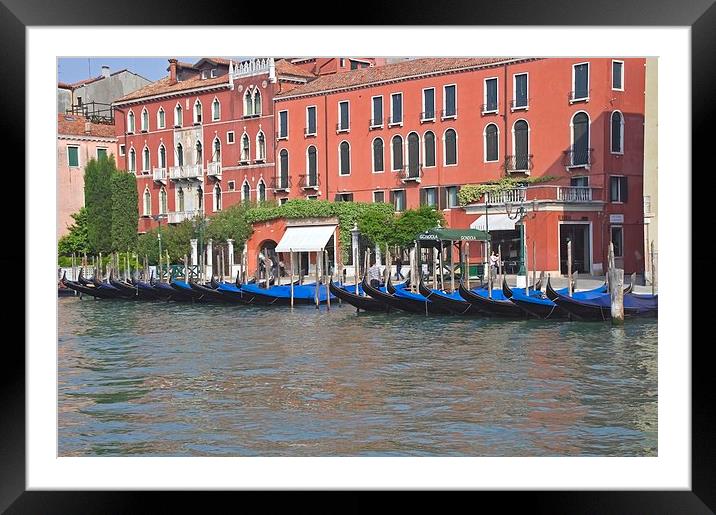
[271, 57, 646, 276]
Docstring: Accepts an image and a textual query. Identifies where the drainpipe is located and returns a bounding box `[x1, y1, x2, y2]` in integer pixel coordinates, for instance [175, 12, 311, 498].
[503, 62, 508, 176]
[324, 94, 329, 200]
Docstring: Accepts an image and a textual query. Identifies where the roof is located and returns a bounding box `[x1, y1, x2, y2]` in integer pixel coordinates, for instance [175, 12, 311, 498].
[114, 74, 228, 104]
[58, 69, 150, 90]
[276, 57, 521, 98]
[57, 114, 116, 138]
[275, 59, 318, 79]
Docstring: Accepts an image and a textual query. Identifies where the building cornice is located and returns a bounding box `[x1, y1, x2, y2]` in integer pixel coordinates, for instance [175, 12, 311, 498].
[113, 83, 231, 108]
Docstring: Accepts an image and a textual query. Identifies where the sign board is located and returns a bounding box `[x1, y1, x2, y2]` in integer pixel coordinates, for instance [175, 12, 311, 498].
[609, 214, 624, 224]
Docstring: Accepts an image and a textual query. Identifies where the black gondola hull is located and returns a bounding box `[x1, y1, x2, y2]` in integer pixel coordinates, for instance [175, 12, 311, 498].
[458, 280, 525, 318]
[329, 282, 389, 312]
[418, 278, 483, 316]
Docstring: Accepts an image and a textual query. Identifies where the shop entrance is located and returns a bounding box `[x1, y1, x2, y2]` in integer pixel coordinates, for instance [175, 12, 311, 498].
[559, 223, 591, 274]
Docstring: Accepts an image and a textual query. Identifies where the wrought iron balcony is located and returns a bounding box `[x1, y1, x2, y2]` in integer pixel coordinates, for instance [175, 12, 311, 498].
[270, 176, 291, 192]
[299, 174, 320, 190]
[504, 154, 534, 174]
[168, 210, 201, 224]
[206, 162, 222, 178]
[152, 167, 167, 182]
[169, 164, 203, 180]
[399, 164, 423, 183]
[562, 148, 594, 169]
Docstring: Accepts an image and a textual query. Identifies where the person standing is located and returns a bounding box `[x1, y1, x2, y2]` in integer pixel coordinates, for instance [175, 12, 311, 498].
[394, 253, 404, 280]
[367, 258, 382, 288]
[489, 250, 499, 280]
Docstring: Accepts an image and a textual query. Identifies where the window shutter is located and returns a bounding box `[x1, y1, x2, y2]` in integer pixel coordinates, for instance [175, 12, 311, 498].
[439, 187, 447, 210]
[622, 177, 628, 203]
[419, 189, 426, 206]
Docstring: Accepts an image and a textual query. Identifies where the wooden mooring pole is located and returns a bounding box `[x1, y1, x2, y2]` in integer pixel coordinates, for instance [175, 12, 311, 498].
[314, 250, 320, 309]
[608, 242, 624, 324]
[289, 250, 294, 308]
[532, 241, 536, 294]
[650, 240, 657, 295]
[325, 250, 331, 311]
[567, 240, 573, 297]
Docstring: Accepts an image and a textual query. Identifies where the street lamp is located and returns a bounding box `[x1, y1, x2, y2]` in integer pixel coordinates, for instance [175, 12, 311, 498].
[505, 201, 527, 287]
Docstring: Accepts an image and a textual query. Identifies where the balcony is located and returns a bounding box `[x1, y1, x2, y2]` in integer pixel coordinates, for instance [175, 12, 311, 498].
[420, 111, 436, 123]
[562, 148, 594, 170]
[399, 164, 423, 184]
[299, 174, 320, 190]
[485, 188, 527, 205]
[168, 210, 201, 224]
[568, 90, 590, 103]
[206, 162, 222, 178]
[152, 167, 167, 183]
[471, 186, 603, 208]
[369, 118, 383, 129]
[504, 155, 534, 175]
[440, 109, 457, 120]
[270, 176, 291, 192]
[169, 164, 203, 180]
[556, 186, 593, 202]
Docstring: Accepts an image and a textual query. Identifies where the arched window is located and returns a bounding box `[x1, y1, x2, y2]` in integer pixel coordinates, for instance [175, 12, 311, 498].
[212, 98, 220, 121]
[256, 131, 266, 161]
[307, 145, 317, 184]
[143, 188, 151, 216]
[195, 141, 202, 165]
[513, 120, 529, 170]
[444, 129, 457, 165]
[241, 133, 250, 162]
[484, 124, 499, 162]
[279, 149, 289, 187]
[258, 179, 266, 202]
[141, 108, 149, 131]
[193, 99, 202, 124]
[174, 104, 183, 127]
[424, 131, 435, 167]
[214, 183, 222, 211]
[242, 181, 250, 202]
[611, 111, 624, 153]
[253, 90, 262, 115]
[158, 144, 166, 169]
[392, 135, 403, 171]
[159, 187, 167, 214]
[196, 186, 203, 211]
[213, 138, 221, 162]
[128, 147, 136, 171]
[127, 111, 135, 133]
[176, 143, 184, 167]
[571, 112, 590, 165]
[244, 89, 253, 116]
[339, 141, 350, 175]
[157, 107, 165, 129]
[407, 132, 420, 178]
[142, 146, 150, 171]
[177, 187, 185, 212]
[372, 138, 384, 172]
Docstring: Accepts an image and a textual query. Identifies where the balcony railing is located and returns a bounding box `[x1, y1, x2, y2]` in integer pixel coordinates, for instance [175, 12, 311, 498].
[510, 99, 529, 110]
[476, 186, 602, 206]
[420, 111, 436, 122]
[169, 164, 203, 180]
[399, 164, 423, 183]
[369, 118, 383, 129]
[485, 188, 527, 205]
[504, 155, 534, 174]
[299, 174, 320, 190]
[152, 167, 167, 182]
[440, 109, 457, 119]
[562, 148, 594, 169]
[270, 176, 291, 192]
[168, 210, 201, 224]
[206, 162, 222, 178]
[388, 116, 403, 126]
[557, 186, 593, 202]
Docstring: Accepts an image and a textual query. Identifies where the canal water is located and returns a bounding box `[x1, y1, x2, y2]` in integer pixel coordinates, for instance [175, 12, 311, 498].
[58, 297, 657, 457]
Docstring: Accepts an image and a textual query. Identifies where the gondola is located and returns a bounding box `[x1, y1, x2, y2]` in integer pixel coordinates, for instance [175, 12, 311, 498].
[150, 275, 195, 302]
[60, 271, 126, 299]
[108, 271, 143, 299]
[188, 280, 233, 303]
[329, 280, 390, 312]
[129, 274, 167, 300]
[417, 276, 486, 316]
[545, 277, 658, 321]
[457, 277, 527, 318]
[170, 279, 206, 302]
[362, 275, 450, 315]
[236, 280, 335, 305]
[502, 278, 568, 319]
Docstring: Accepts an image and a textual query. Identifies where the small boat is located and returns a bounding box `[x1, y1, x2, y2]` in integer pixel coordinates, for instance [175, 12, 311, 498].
[362, 275, 449, 315]
[188, 280, 233, 303]
[502, 278, 569, 319]
[60, 271, 125, 299]
[457, 278, 527, 318]
[170, 280, 205, 302]
[108, 271, 142, 300]
[418, 276, 485, 316]
[329, 281, 390, 312]
[237, 281, 335, 305]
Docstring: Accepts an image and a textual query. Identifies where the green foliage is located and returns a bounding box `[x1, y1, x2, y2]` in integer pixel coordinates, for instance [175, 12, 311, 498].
[457, 175, 559, 206]
[84, 156, 116, 253]
[205, 202, 254, 249]
[356, 204, 395, 248]
[58, 207, 90, 256]
[110, 171, 138, 252]
[136, 220, 195, 265]
[391, 206, 445, 247]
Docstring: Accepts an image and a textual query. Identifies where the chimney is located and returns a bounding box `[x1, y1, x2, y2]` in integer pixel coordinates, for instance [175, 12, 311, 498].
[101, 65, 110, 78]
[84, 121, 92, 135]
[168, 59, 178, 85]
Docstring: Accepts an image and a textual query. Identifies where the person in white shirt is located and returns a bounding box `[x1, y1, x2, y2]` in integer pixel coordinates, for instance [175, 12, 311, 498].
[367, 258, 382, 287]
[489, 250, 499, 279]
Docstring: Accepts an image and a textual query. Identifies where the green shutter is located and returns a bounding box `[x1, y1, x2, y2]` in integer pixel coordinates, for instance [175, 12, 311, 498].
[68, 146, 79, 167]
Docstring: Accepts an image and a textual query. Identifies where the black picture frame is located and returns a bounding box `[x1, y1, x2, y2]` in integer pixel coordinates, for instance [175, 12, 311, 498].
[4, 0, 711, 511]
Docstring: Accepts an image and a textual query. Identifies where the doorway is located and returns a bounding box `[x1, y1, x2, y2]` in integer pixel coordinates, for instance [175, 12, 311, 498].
[559, 223, 591, 274]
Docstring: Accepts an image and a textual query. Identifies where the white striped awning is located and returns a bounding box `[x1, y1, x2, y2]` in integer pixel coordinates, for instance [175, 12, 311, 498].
[275, 225, 337, 253]
[471, 214, 517, 231]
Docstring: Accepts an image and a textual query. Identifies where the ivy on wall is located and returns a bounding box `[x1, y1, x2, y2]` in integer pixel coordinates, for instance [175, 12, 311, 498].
[457, 176, 559, 206]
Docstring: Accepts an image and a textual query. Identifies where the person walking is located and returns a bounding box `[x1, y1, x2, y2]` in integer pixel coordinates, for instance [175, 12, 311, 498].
[394, 253, 405, 280]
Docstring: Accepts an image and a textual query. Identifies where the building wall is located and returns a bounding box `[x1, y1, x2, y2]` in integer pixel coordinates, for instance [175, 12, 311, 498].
[57, 88, 73, 113]
[643, 58, 658, 284]
[73, 71, 151, 108]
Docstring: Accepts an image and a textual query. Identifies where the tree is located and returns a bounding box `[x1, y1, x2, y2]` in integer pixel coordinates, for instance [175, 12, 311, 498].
[111, 170, 138, 252]
[58, 207, 90, 256]
[84, 155, 116, 253]
[356, 204, 395, 248]
[205, 203, 254, 249]
[391, 206, 445, 247]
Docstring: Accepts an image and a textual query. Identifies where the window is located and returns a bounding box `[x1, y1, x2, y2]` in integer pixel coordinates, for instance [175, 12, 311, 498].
[279, 149, 289, 186]
[392, 135, 403, 171]
[201, 70, 208, 79]
[610, 176, 628, 203]
[306, 106, 317, 135]
[339, 141, 350, 175]
[158, 145, 166, 169]
[142, 146, 150, 172]
[339, 58, 345, 67]
[445, 186, 459, 208]
[174, 104, 183, 127]
[215, 183, 223, 211]
[256, 132, 266, 161]
[571, 112, 590, 165]
[227, 131, 235, 144]
[443, 84, 457, 118]
[572, 63, 589, 101]
[240, 133, 250, 162]
[424, 131, 436, 168]
[157, 108, 165, 129]
[127, 111, 135, 133]
[253, 90, 262, 115]
[96, 147, 108, 160]
[444, 129, 457, 165]
[67, 146, 79, 167]
[119, 144, 125, 156]
[338, 101, 349, 131]
[159, 187, 167, 214]
[193, 100, 202, 124]
[372, 138, 384, 172]
[279, 197, 288, 206]
[213, 138, 221, 163]
[513, 73, 528, 109]
[195, 141, 203, 165]
[176, 143, 184, 167]
[197, 186, 203, 210]
[141, 108, 149, 131]
[420, 187, 437, 207]
[307, 195, 318, 201]
[241, 181, 250, 203]
[513, 120, 529, 170]
[422, 88, 435, 120]
[307, 146, 318, 184]
[611, 226, 624, 258]
[571, 176, 589, 188]
[278, 111, 288, 139]
[143, 188, 151, 216]
[390, 93, 403, 125]
[228, 181, 235, 191]
[611, 111, 624, 153]
[258, 180, 266, 202]
[244, 90, 253, 117]
[371, 96, 383, 127]
[612, 60, 624, 90]
[335, 193, 353, 202]
[177, 187, 185, 212]
[485, 124, 499, 162]
[373, 191, 385, 203]
[128, 148, 136, 172]
[484, 78, 498, 113]
[211, 68, 217, 78]
[407, 132, 420, 177]
[212, 98, 220, 121]
[391, 190, 406, 212]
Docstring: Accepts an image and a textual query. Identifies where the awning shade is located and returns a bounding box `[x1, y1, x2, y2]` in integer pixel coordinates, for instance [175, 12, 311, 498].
[417, 227, 490, 247]
[471, 214, 517, 231]
[275, 225, 336, 253]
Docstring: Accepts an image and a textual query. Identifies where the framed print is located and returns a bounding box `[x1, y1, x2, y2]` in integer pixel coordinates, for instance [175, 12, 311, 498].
[4, 0, 713, 511]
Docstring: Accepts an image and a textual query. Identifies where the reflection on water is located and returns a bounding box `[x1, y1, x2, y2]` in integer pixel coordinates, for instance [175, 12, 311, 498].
[58, 297, 657, 456]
